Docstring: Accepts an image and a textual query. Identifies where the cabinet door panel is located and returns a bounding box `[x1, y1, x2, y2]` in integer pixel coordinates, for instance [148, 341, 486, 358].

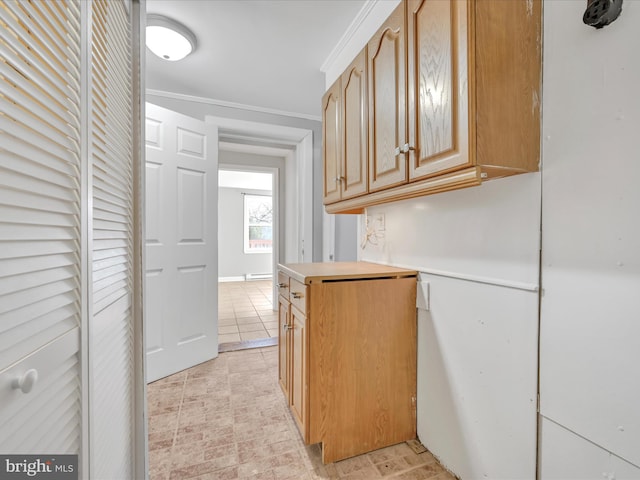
[322, 81, 342, 204]
[290, 305, 307, 439]
[341, 48, 368, 200]
[278, 295, 290, 400]
[368, 3, 407, 192]
[408, 0, 471, 180]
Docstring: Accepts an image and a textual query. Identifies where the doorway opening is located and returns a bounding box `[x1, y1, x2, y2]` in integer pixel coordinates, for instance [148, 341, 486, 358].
[218, 168, 279, 350]
[209, 115, 313, 353]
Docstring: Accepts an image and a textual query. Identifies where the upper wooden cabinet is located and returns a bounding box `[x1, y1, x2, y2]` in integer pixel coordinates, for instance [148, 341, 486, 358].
[368, 3, 407, 192]
[407, 0, 471, 180]
[322, 80, 341, 204]
[323, 0, 542, 214]
[322, 49, 369, 205]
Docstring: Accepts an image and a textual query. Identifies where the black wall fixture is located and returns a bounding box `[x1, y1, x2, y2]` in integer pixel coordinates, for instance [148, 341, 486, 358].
[583, 0, 623, 28]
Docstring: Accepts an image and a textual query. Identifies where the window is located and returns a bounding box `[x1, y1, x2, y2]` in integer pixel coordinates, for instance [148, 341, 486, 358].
[244, 194, 273, 253]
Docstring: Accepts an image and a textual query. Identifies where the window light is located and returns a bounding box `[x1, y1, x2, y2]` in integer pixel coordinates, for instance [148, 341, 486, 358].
[146, 14, 197, 61]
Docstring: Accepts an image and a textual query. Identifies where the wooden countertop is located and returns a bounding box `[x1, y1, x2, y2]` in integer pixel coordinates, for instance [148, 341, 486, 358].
[278, 261, 417, 284]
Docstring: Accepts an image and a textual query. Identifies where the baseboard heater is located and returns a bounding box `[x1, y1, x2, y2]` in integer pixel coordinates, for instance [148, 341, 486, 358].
[245, 273, 273, 280]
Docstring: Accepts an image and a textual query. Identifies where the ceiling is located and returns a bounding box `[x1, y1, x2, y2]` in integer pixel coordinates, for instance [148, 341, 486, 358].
[145, 0, 367, 120]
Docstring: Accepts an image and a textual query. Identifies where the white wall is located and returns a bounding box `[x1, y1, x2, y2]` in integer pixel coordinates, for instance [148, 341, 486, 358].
[335, 215, 358, 261]
[219, 150, 286, 265]
[539, 1, 640, 476]
[362, 175, 541, 479]
[218, 187, 272, 279]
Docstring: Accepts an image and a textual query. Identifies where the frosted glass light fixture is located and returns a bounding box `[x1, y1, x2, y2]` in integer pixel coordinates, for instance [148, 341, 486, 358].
[146, 14, 197, 61]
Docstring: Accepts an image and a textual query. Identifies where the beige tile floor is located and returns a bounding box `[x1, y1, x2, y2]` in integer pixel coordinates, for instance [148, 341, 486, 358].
[218, 280, 277, 344]
[148, 346, 456, 480]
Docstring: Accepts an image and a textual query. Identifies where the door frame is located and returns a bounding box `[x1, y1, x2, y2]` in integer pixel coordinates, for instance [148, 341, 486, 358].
[206, 116, 313, 266]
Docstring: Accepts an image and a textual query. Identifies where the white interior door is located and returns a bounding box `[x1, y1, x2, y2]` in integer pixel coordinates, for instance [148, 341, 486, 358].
[1, 2, 144, 478]
[145, 103, 218, 382]
[0, 0, 83, 457]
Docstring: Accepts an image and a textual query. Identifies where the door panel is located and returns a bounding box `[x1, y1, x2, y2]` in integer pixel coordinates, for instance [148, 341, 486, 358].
[145, 103, 218, 382]
[290, 305, 307, 436]
[278, 295, 290, 398]
[408, 0, 471, 179]
[368, 3, 407, 192]
[144, 269, 164, 353]
[89, 1, 137, 476]
[0, 0, 82, 458]
[341, 48, 368, 200]
[177, 127, 206, 158]
[176, 266, 207, 342]
[177, 168, 206, 241]
[145, 163, 162, 241]
[322, 81, 342, 204]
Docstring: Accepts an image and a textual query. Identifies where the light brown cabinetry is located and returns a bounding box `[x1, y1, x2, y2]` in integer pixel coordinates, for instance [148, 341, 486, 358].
[322, 80, 341, 204]
[289, 304, 306, 432]
[277, 293, 289, 397]
[368, 4, 407, 192]
[407, 0, 471, 180]
[323, 0, 542, 214]
[278, 274, 308, 437]
[277, 261, 418, 464]
[322, 49, 369, 205]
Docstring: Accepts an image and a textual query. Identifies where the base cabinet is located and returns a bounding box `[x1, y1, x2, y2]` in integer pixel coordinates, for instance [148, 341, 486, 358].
[278, 262, 418, 464]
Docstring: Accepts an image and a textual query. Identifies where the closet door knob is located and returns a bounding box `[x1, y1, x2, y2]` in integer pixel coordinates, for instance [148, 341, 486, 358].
[12, 369, 38, 394]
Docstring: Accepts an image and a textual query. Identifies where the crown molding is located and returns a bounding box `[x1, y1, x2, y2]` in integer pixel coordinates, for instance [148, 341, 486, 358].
[320, 0, 378, 74]
[146, 89, 322, 122]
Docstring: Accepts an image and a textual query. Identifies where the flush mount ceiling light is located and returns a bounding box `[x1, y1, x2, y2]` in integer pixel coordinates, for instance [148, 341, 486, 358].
[146, 14, 197, 61]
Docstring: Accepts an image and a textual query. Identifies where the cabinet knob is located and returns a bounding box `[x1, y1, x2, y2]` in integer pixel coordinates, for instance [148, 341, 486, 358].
[12, 369, 38, 394]
[277, 283, 287, 288]
[396, 144, 415, 156]
[283, 324, 292, 331]
[292, 292, 303, 299]
[402, 143, 415, 153]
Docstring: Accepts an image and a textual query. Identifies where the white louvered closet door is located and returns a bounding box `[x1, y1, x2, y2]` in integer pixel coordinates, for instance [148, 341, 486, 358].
[0, 0, 141, 478]
[89, 1, 137, 479]
[0, 0, 83, 455]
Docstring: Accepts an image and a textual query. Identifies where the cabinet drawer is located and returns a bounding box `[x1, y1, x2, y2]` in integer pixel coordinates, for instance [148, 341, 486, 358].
[277, 271, 290, 299]
[289, 278, 308, 313]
